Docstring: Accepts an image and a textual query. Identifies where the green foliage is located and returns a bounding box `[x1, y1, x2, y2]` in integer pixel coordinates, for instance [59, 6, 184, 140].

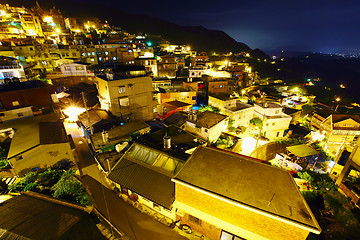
[298, 171, 314, 182]
[37, 169, 63, 187]
[228, 126, 237, 132]
[23, 182, 38, 192]
[301, 104, 315, 115]
[216, 136, 235, 148]
[9, 169, 92, 206]
[199, 105, 220, 113]
[298, 170, 337, 192]
[52, 170, 92, 206]
[250, 117, 262, 128]
[9, 171, 38, 192]
[275, 138, 305, 145]
[0, 159, 10, 169]
[301, 190, 318, 203]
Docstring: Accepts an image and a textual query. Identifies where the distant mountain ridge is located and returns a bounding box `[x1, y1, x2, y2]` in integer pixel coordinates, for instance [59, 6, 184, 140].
[7, 0, 268, 57]
[107, 11, 266, 56]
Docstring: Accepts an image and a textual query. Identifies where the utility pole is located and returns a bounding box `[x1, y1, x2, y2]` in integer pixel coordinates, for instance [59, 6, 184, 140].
[81, 91, 93, 135]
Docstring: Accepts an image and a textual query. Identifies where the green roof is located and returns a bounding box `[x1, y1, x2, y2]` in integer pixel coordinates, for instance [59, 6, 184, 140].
[286, 144, 319, 157]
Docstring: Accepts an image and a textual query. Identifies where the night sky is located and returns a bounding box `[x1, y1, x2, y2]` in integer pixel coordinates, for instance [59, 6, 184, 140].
[5, 0, 360, 53]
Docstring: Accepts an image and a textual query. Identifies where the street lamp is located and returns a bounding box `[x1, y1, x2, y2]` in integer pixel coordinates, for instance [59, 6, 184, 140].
[335, 97, 341, 111]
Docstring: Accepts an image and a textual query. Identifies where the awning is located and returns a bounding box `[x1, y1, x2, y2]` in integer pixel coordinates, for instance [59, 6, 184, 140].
[286, 144, 319, 157]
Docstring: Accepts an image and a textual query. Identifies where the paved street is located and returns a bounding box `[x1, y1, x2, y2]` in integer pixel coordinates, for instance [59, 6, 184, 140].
[65, 122, 187, 240]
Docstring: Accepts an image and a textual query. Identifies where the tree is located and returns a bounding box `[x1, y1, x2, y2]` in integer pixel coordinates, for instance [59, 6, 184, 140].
[302, 104, 314, 115]
[250, 117, 263, 128]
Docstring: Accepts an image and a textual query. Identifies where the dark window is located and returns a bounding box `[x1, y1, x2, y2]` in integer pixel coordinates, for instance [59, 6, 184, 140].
[188, 215, 202, 226]
[17, 113, 24, 117]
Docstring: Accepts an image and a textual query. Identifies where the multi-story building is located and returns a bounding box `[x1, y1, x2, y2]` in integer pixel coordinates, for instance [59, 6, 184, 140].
[209, 94, 254, 128]
[95, 66, 154, 121]
[253, 102, 292, 140]
[185, 111, 228, 142]
[155, 85, 196, 105]
[0, 56, 26, 83]
[135, 57, 157, 76]
[157, 55, 177, 78]
[311, 105, 360, 149]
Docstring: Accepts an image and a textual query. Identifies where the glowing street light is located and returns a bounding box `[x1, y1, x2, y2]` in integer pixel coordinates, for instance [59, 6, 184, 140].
[63, 107, 86, 122]
[43, 16, 53, 23]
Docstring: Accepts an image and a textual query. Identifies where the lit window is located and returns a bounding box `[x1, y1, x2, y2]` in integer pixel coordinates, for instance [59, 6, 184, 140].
[113, 57, 117, 61]
[87, 52, 91, 56]
[99, 57, 102, 61]
[118, 86, 125, 93]
[12, 101, 19, 106]
[92, 52, 95, 55]
[105, 51, 108, 55]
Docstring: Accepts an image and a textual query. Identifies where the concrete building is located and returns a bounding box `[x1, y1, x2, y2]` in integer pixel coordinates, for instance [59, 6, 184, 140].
[185, 111, 228, 142]
[5, 117, 74, 176]
[157, 55, 177, 78]
[209, 94, 254, 128]
[156, 86, 196, 105]
[311, 105, 360, 149]
[95, 66, 154, 121]
[254, 102, 292, 140]
[172, 146, 321, 240]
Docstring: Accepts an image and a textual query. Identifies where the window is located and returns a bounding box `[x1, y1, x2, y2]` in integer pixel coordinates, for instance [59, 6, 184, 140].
[275, 110, 280, 114]
[220, 85, 223, 88]
[276, 132, 280, 137]
[75, 66, 84, 71]
[64, 66, 70, 71]
[188, 215, 202, 226]
[81, 52, 85, 56]
[99, 57, 102, 61]
[92, 52, 95, 55]
[48, 151, 59, 157]
[17, 113, 24, 117]
[113, 57, 117, 61]
[119, 97, 130, 108]
[29, 47, 34, 51]
[105, 51, 109, 55]
[118, 86, 126, 93]
[15, 155, 23, 161]
[12, 101, 19, 106]
[87, 52, 91, 56]
[272, 122, 275, 126]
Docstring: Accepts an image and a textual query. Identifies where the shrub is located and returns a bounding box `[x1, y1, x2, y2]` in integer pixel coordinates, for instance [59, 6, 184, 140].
[23, 182, 38, 192]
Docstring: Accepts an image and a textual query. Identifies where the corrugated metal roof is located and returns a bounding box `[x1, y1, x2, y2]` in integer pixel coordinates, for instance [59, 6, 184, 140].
[0, 195, 105, 240]
[286, 144, 319, 157]
[174, 146, 321, 231]
[108, 157, 175, 209]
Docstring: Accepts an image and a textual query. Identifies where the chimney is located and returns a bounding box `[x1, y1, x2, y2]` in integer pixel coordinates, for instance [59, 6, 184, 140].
[163, 134, 171, 150]
[102, 130, 109, 143]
